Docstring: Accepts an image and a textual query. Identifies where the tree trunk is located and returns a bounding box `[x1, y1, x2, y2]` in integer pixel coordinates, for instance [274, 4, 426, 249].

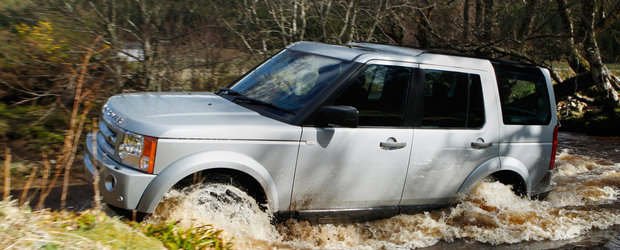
[475, 0, 483, 29]
[581, 0, 620, 109]
[104, 0, 124, 88]
[143, 38, 159, 91]
[463, 0, 470, 41]
[482, 0, 494, 41]
[556, 0, 590, 75]
[517, 0, 539, 40]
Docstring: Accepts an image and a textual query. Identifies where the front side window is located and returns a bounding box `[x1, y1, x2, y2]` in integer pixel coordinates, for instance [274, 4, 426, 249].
[334, 65, 412, 126]
[421, 69, 485, 128]
[493, 63, 551, 125]
[228, 49, 353, 113]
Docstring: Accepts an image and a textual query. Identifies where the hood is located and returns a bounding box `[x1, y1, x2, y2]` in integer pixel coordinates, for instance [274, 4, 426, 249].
[103, 92, 301, 140]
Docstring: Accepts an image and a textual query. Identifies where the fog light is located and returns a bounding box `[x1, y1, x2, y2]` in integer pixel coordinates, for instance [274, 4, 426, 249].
[105, 174, 116, 191]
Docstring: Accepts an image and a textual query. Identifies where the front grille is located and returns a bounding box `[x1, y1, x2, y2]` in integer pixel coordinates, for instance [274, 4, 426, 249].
[98, 118, 124, 162]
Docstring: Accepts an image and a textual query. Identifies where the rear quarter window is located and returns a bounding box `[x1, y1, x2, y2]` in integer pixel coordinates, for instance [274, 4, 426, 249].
[493, 63, 551, 125]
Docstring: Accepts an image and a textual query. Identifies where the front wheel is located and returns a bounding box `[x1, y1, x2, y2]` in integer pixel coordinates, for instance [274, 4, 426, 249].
[149, 183, 279, 242]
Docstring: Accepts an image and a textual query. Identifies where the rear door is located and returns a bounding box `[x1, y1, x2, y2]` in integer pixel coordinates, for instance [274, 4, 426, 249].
[493, 63, 557, 195]
[400, 65, 500, 207]
[291, 61, 415, 212]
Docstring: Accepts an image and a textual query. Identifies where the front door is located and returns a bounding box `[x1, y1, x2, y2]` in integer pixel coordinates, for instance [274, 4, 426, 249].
[291, 62, 415, 212]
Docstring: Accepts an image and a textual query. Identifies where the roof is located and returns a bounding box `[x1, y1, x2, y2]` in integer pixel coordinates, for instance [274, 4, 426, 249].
[287, 41, 537, 72]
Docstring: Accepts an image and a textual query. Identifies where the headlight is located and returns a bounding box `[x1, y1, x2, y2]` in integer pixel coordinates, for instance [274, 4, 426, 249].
[119, 132, 143, 159]
[118, 131, 157, 174]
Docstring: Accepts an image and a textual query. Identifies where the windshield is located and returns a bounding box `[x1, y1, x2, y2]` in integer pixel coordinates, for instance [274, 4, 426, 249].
[226, 49, 353, 113]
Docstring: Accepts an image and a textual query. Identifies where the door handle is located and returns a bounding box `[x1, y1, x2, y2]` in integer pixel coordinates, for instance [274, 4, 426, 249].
[380, 137, 407, 150]
[471, 138, 493, 149]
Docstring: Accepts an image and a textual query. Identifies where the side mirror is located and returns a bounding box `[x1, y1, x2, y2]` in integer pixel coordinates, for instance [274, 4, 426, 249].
[314, 106, 358, 128]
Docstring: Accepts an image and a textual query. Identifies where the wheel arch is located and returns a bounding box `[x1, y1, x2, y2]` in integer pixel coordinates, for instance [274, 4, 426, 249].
[458, 156, 530, 197]
[495, 156, 531, 197]
[457, 157, 502, 194]
[136, 150, 279, 213]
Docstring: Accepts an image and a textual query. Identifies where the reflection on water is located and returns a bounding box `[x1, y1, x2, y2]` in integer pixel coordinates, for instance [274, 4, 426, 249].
[149, 132, 620, 249]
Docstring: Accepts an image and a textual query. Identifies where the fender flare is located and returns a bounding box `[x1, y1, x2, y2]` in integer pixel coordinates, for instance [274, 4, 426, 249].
[496, 156, 531, 196]
[457, 157, 501, 194]
[136, 150, 279, 213]
[457, 156, 531, 196]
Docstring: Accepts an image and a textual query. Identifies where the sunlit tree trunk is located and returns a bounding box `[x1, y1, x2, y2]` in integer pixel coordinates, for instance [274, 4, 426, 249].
[556, 0, 590, 75]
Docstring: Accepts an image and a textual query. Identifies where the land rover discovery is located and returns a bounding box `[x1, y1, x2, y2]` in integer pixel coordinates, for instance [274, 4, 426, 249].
[84, 42, 558, 221]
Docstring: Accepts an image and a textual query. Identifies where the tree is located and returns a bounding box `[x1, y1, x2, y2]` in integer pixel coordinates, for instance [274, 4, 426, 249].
[36, 0, 231, 91]
[381, 0, 620, 110]
[579, 0, 620, 109]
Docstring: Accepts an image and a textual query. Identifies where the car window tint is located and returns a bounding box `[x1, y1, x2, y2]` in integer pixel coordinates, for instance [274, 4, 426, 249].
[493, 63, 551, 125]
[335, 65, 411, 126]
[421, 69, 485, 128]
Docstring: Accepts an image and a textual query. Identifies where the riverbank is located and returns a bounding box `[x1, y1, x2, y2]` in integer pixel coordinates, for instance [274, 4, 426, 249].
[557, 105, 620, 136]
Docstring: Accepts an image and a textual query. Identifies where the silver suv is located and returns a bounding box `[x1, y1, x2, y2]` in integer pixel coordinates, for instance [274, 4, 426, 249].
[84, 42, 558, 221]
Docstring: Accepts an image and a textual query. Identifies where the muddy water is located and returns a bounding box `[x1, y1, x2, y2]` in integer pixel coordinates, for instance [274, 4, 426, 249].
[148, 132, 620, 249]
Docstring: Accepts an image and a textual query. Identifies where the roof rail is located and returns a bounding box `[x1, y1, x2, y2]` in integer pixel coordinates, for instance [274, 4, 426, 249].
[346, 42, 425, 56]
[347, 41, 542, 68]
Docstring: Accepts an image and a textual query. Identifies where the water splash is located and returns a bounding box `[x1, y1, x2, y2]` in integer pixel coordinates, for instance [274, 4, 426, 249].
[146, 183, 281, 248]
[149, 151, 620, 249]
[548, 151, 620, 207]
[279, 181, 620, 249]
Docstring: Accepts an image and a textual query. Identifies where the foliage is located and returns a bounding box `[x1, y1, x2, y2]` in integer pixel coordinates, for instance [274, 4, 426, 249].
[0, 102, 66, 151]
[138, 220, 232, 250]
[15, 21, 69, 62]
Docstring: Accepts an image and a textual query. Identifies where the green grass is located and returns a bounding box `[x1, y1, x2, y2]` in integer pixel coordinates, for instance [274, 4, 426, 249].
[138, 221, 232, 249]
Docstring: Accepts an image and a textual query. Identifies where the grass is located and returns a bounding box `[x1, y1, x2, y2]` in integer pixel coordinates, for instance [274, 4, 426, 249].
[138, 221, 232, 249]
[0, 201, 164, 249]
[0, 200, 232, 249]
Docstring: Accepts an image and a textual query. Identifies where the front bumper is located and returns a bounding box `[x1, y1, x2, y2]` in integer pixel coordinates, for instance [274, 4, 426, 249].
[84, 132, 155, 211]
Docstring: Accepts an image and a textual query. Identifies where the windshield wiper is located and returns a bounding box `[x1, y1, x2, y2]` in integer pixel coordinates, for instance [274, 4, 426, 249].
[232, 96, 295, 115]
[218, 87, 242, 96]
[218, 87, 294, 115]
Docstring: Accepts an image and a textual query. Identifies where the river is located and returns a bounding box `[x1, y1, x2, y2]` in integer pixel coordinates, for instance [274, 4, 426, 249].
[147, 132, 620, 249]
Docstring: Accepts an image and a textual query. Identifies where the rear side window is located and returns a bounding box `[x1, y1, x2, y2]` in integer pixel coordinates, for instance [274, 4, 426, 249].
[493, 63, 551, 125]
[421, 69, 485, 129]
